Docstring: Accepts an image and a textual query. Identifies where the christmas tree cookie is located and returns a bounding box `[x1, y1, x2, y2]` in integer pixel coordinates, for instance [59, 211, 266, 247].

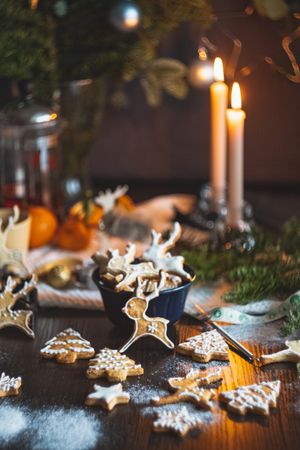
[176, 330, 229, 363]
[40, 328, 95, 364]
[86, 348, 144, 382]
[219, 381, 281, 416]
[0, 372, 22, 397]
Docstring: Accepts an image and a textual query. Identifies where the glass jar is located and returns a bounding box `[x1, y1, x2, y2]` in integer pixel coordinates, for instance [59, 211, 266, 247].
[0, 88, 62, 210]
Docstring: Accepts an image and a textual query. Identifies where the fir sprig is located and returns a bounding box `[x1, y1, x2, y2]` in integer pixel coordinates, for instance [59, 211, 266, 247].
[183, 219, 300, 334]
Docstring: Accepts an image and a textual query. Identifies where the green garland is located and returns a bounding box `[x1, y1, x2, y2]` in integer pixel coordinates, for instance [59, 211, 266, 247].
[182, 218, 300, 334]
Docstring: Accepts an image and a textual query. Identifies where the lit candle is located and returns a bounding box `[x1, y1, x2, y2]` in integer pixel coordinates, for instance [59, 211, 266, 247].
[210, 57, 228, 206]
[226, 82, 246, 227]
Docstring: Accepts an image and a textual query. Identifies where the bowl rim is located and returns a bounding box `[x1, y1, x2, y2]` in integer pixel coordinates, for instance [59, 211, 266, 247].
[92, 264, 195, 296]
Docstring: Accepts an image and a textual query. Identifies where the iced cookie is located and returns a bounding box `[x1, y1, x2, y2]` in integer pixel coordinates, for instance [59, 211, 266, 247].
[176, 330, 229, 363]
[153, 406, 203, 437]
[152, 367, 222, 409]
[40, 328, 95, 364]
[85, 383, 130, 411]
[260, 340, 300, 366]
[143, 222, 192, 281]
[0, 372, 22, 397]
[119, 274, 174, 353]
[219, 380, 281, 416]
[86, 348, 144, 382]
[0, 275, 37, 338]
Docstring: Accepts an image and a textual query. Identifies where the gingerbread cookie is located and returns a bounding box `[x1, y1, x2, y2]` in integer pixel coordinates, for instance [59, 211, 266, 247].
[119, 275, 174, 353]
[152, 368, 222, 409]
[85, 383, 130, 411]
[92, 244, 159, 292]
[40, 328, 95, 364]
[260, 340, 300, 366]
[94, 185, 129, 214]
[0, 372, 22, 397]
[153, 406, 203, 437]
[176, 330, 229, 363]
[219, 380, 281, 416]
[0, 275, 37, 338]
[143, 222, 192, 282]
[86, 348, 144, 382]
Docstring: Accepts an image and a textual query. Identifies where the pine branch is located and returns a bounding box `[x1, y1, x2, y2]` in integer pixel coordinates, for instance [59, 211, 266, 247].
[281, 303, 300, 335]
[183, 219, 300, 334]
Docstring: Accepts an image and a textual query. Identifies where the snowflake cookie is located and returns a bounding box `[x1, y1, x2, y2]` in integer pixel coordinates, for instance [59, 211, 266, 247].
[86, 348, 144, 382]
[85, 383, 130, 411]
[219, 380, 281, 416]
[176, 330, 229, 363]
[40, 328, 95, 364]
[153, 406, 203, 437]
[0, 372, 22, 397]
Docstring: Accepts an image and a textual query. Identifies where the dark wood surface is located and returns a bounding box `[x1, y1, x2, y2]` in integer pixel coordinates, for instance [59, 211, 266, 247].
[0, 307, 299, 450]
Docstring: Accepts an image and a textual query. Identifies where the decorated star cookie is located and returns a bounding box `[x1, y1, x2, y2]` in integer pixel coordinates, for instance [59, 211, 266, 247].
[260, 340, 300, 369]
[219, 380, 281, 416]
[176, 330, 229, 363]
[40, 328, 95, 364]
[119, 275, 174, 353]
[153, 406, 203, 437]
[85, 383, 130, 411]
[0, 372, 22, 397]
[152, 368, 222, 409]
[86, 348, 144, 382]
[0, 275, 37, 338]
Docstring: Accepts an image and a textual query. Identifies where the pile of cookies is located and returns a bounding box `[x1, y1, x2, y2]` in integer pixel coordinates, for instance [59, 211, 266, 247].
[2, 327, 283, 439]
[92, 221, 193, 293]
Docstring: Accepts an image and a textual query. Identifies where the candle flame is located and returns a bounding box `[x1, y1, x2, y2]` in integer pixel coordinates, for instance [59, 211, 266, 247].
[231, 82, 242, 109]
[213, 57, 224, 82]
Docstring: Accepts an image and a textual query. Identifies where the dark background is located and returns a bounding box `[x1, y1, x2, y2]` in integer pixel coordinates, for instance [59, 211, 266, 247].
[89, 0, 300, 188]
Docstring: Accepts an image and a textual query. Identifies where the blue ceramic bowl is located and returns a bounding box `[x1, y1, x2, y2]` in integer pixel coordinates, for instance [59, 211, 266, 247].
[92, 266, 195, 328]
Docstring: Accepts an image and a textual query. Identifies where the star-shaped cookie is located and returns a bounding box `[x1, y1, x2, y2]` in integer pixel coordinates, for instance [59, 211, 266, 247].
[153, 406, 203, 437]
[219, 380, 281, 416]
[85, 383, 130, 411]
[176, 330, 229, 363]
[0, 372, 22, 397]
[152, 367, 222, 409]
[86, 348, 144, 382]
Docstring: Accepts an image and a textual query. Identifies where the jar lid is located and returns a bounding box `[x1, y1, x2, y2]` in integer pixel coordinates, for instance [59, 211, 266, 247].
[0, 80, 59, 134]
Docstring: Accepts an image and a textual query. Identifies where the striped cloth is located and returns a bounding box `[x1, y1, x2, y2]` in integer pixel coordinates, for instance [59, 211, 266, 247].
[26, 194, 198, 310]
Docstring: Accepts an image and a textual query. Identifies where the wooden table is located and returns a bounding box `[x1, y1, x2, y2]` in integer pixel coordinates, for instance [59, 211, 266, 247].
[1, 308, 299, 450]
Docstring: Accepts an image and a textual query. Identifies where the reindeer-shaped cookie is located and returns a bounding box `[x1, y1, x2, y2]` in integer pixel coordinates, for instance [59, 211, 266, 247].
[0, 206, 29, 278]
[143, 222, 192, 281]
[94, 185, 129, 214]
[0, 274, 37, 338]
[92, 243, 159, 292]
[119, 274, 174, 353]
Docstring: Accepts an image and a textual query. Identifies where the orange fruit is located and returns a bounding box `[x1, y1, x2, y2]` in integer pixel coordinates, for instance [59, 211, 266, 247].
[29, 206, 58, 248]
[116, 194, 135, 211]
[69, 200, 103, 228]
[55, 216, 91, 251]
